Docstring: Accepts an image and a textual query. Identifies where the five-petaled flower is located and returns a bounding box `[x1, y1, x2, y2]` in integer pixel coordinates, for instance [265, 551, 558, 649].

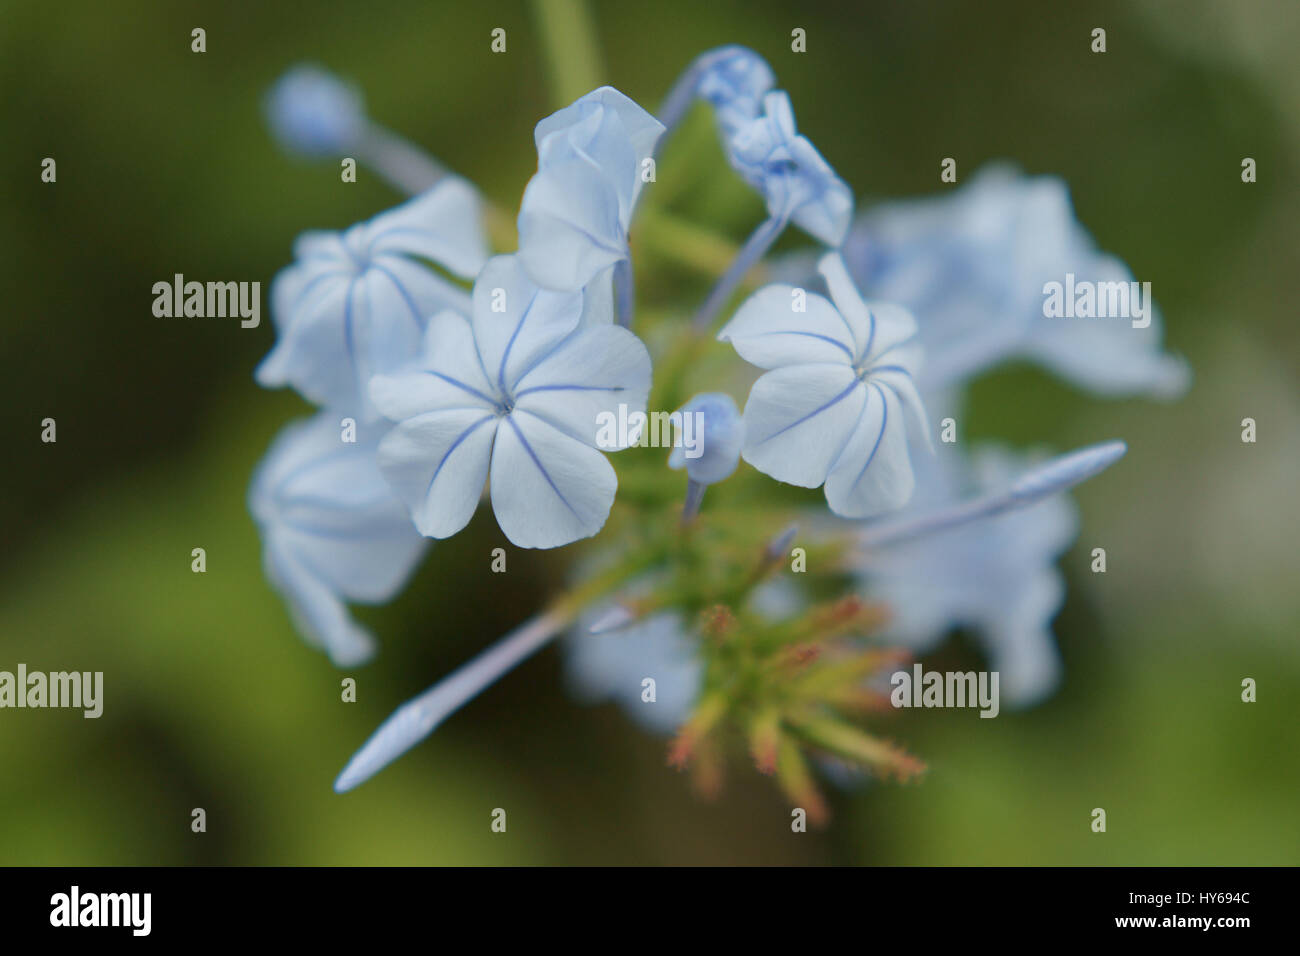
[257, 178, 489, 419]
[369, 255, 652, 549]
[722, 91, 853, 247]
[720, 252, 931, 518]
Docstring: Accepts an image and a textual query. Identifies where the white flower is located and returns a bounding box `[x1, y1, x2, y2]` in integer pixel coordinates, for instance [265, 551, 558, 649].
[517, 87, 665, 292]
[256, 178, 489, 419]
[841, 163, 1190, 397]
[369, 255, 652, 549]
[249, 413, 429, 666]
[858, 444, 1079, 706]
[720, 252, 930, 518]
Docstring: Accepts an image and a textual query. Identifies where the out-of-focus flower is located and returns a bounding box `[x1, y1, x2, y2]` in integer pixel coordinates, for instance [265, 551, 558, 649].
[723, 91, 852, 246]
[256, 179, 489, 418]
[694, 45, 775, 136]
[264, 64, 367, 157]
[840, 163, 1190, 397]
[856, 444, 1079, 706]
[565, 611, 702, 734]
[249, 412, 428, 667]
[517, 87, 665, 292]
[668, 392, 745, 486]
[720, 252, 930, 518]
[369, 255, 651, 549]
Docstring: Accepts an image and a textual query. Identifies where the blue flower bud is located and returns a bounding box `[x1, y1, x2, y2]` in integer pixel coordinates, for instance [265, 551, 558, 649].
[264, 65, 366, 157]
[667, 392, 745, 486]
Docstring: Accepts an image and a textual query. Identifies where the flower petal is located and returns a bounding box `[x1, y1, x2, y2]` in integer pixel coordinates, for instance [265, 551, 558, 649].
[741, 363, 865, 487]
[250, 413, 429, 666]
[377, 409, 499, 539]
[517, 158, 629, 291]
[513, 324, 652, 447]
[490, 412, 618, 548]
[718, 285, 857, 369]
[369, 311, 496, 420]
[264, 541, 377, 667]
[824, 383, 916, 517]
[470, 255, 583, 394]
[364, 177, 489, 278]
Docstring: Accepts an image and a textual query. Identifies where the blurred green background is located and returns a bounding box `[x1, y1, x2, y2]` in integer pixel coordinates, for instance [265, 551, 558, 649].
[2, 0, 1297, 864]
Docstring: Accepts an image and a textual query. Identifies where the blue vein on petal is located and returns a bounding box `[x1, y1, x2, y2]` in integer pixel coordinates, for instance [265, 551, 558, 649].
[426, 416, 495, 500]
[753, 378, 860, 446]
[498, 290, 542, 395]
[861, 306, 877, 359]
[371, 263, 426, 337]
[514, 384, 625, 400]
[342, 275, 360, 367]
[864, 364, 911, 378]
[752, 329, 852, 359]
[849, 382, 890, 489]
[366, 226, 440, 249]
[423, 371, 497, 407]
[505, 416, 579, 517]
[288, 269, 352, 312]
[508, 321, 584, 392]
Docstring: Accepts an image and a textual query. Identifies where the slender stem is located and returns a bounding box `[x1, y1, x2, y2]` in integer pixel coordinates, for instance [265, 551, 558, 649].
[656, 47, 732, 147]
[681, 478, 706, 525]
[334, 608, 571, 793]
[692, 214, 788, 331]
[530, 0, 604, 108]
[856, 440, 1128, 551]
[356, 122, 448, 196]
[656, 59, 704, 141]
[334, 551, 656, 793]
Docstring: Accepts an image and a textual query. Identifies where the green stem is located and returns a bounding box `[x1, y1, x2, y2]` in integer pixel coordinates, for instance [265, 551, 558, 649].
[530, 0, 605, 107]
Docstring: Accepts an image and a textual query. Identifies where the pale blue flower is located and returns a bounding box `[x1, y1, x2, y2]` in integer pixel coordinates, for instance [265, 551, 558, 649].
[517, 87, 665, 293]
[249, 412, 429, 667]
[256, 178, 489, 419]
[841, 163, 1190, 397]
[667, 392, 744, 486]
[855, 440, 1127, 706]
[694, 45, 775, 137]
[564, 611, 702, 734]
[368, 255, 652, 549]
[723, 91, 853, 247]
[720, 252, 931, 519]
[264, 64, 366, 157]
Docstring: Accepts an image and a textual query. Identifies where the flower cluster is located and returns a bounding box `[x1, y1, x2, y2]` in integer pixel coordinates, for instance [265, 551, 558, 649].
[255, 44, 1188, 817]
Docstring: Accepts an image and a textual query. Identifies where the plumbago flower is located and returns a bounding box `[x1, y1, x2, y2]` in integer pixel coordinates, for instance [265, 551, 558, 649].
[517, 86, 665, 321]
[257, 179, 489, 419]
[249, 51, 1182, 822]
[369, 255, 651, 549]
[719, 252, 931, 518]
[249, 412, 428, 666]
[726, 90, 853, 247]
[668, 391, 745, 521]
[660, 45, 852, 330]
[837, 163, 1190, 398]
[265, 65, 367, 157]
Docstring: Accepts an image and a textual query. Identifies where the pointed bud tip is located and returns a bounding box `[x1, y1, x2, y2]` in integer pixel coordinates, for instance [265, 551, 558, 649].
[1010, 439, 1127, 502]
